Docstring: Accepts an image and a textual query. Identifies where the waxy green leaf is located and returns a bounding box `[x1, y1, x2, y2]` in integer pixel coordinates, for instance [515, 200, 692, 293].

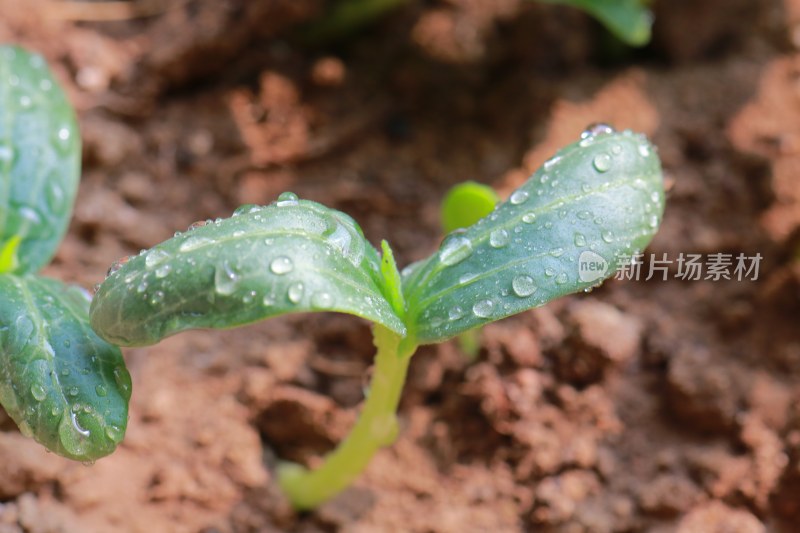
[0, 275, 130, 461]
[0, 46, 80, 274]
[538, 0, 652, 46]
[403, 127, 664, 344]
[91, 195, 406, 346]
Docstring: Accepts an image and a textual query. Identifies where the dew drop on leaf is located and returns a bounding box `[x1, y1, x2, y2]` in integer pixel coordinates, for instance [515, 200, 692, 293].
[511, 275, 537, 297]
[270, 256, 294, 275]
[448, 306, 464, 321]
[105, 425, 123, 444]
[31, 384, 46, 402]
[489, 229, 509, 248]
[95, 384, 107, 397]
[287, 282, 304, 304]
[276, 191, 299, 207]
[310, 291, 334, 309]
[214, 260, 239, 295]
[601, 230, 614, 243]
[522, 213, 536, 224]
[145, 249, 169, 268]
[592, 153, 612, 173]
[574, 233, 586, 247]
[439, 232, 473, 266]
[509, 190, 529, 205]
[581, 122, 615, 139]
[472, 299, 494, 318]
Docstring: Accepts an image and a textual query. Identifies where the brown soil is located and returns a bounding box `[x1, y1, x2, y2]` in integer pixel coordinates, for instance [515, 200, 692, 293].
[1, 0, 799, 531]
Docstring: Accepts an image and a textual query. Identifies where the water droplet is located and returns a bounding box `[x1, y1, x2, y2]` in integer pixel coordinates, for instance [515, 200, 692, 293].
[611, 144, 623, 155]
[19, 207, 40, 224]
[61, 368, 71, 377]
[550, 247, 565, 257]
[145, 249, 169, 268]
[58, 127, 71, 142]
[270, 256, 294, 275]
[489, 229, 509, 248]
[39, 78, 52, 91]
[106, 256, 131, 278]
[287, 282, 304, 303]
[649, 215, 659, 228]
[180, 236, 211, 252]
[71, 411, 90, 437]
[511, 275, 537, 297]
[638, 144, 651, 157]
[472, 299, 494, 318]
[233, 204, 259, 216]
[439, 232, 473, 266]
[556, 272, 569, 284]
[311, 291, 334, 308]
[601, 230, 614, 243]
[574, 233, 586, 246]
[262, 294, 276, 306]
[136, 281, 148, 293]
[276, 191, 299, 207]
[577, 210, 591, 220]
[651, 191, 660, 203]
[19, 95, 31, 108]
[154, 264, 171, 279]
[448, 306, 465, 321]
[105, 425, 123, 444]
[522, 213, 536, 224]
[31, 384, 46, 402]
[0, 145, 13, 163]
[544, 267, 556, 277]
[114, 366, 131, 397]
[581, 123, 615, 139]
[543, 155, 562, 171]
[68, 387, 79, 397]
[592, 153, 612, 173]
[214, 260, 239, 295]
[510, 190, 529, 205]
[95, 384, 107, 397]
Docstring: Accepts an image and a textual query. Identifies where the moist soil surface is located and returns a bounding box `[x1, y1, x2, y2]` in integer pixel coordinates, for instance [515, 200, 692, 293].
[2, 1, 800, 532]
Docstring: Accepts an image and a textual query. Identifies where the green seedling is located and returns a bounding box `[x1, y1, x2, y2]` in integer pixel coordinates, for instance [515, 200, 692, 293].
[302, 0, 652, 47]
[440, 181, 500, 358]
[0, 45, 131, 461]
[91, 122, 664, 509]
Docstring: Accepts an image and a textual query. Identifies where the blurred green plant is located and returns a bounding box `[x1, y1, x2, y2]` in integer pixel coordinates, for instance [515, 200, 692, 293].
[0, 45, 130, 462]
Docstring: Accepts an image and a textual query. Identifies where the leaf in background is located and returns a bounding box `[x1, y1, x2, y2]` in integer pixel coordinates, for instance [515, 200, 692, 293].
[91, 194, 406, 346]
[403, 127, 664, 344]
[0, 275, 130, 461]
[441, 181, 500, 234]
[537, 0, 653, 46]
[0, 46, 80, 274]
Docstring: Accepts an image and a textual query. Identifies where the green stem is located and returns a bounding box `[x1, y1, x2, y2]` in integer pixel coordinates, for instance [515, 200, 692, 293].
[278, 325, 416, 510]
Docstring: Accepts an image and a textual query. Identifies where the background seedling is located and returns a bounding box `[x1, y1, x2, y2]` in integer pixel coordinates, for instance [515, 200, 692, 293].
[91, 124, 664, 509]
[301, 0, 652, 46]
[440, 181, 500, 358]
[0, 45, 131, 461]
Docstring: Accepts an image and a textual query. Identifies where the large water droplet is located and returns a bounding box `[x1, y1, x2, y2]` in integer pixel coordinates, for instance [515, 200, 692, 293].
[489, 229, 509, 248]
[601, 230, 614, 243]
[214, 260, 239, 295]
[522, 213, 536, 224]
[31, 384, 46, 402]
[311, 291, 334, 309]
[270, 256, 294, 275]
[145, 249, 169, 268]
[511, 275, 537, 297]
[276, 191, 299, 207]
[510, 190, 529, 205]
[574, 233, 586, 247]
[287, 282, 304, 303]
[581, 123, 615, 139]
[593, 153, 612, 173]
[439, 232, 473, 266]
[473, 299, 494, 318]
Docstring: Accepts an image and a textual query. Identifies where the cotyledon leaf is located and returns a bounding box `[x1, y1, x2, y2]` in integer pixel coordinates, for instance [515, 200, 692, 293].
[536, 0, 653, 47]
[0, 46, 80, 274]
[90, 193, 406, 346]
[403, 126, 664, 344]
[0, 274, 130, 461]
